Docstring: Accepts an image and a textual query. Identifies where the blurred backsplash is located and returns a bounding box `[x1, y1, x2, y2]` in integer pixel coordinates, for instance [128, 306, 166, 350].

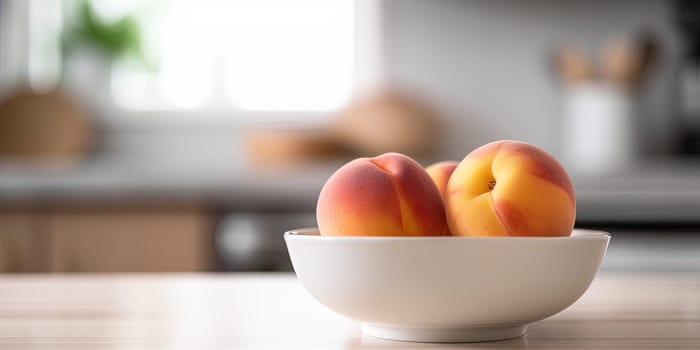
[381, 0, 680, 159]
[0, 0, 699, 273]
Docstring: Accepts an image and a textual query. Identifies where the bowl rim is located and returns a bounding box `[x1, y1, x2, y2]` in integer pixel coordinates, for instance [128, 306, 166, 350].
[285, 228, 610, 241]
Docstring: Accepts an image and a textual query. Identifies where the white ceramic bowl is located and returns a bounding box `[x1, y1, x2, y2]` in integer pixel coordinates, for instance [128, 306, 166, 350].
[285, 228, 609, 343]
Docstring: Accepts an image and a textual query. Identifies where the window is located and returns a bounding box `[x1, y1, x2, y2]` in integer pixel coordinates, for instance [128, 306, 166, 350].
[13, 0, 356, 113]
[106, 0, 354, 111]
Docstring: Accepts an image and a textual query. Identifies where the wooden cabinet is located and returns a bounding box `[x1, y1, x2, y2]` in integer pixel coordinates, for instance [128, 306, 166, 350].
[0, 211, 50, 272]
[0, 206, 213, 272]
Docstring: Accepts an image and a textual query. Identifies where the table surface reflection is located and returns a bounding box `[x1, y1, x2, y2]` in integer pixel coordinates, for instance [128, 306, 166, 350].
[0, 272, 698, 349]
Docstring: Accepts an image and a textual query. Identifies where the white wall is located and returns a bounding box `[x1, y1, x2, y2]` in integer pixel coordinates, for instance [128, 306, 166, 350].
[382, 0, 680, 160]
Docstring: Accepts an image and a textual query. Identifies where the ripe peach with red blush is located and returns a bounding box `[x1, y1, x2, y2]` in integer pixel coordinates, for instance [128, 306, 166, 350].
[445, 140, 576, 237]
[317, 153, 449, 236]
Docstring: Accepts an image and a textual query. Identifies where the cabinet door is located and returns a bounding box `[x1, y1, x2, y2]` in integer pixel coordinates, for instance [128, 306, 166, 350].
[49, 207, 213, 272]
[0, 211, 50, 272]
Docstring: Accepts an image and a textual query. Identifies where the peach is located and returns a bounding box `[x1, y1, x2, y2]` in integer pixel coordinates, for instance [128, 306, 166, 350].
[426, 161, 458, 201]
[446, 140, 575, 237]
[317, 153, 449, 236]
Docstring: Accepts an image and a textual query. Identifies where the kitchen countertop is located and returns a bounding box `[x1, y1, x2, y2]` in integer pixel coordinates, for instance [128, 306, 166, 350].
[573, 158, 700, 223]
[0, 272, 698, 349]
[0, 156, 339, 211]
[2, 156, 700, 221]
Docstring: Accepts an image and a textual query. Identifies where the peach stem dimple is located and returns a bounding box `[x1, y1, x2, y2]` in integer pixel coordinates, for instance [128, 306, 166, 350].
[488, 180, 496, 190]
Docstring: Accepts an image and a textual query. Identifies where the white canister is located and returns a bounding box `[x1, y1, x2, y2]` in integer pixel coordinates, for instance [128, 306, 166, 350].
[562, 82, 636, 175]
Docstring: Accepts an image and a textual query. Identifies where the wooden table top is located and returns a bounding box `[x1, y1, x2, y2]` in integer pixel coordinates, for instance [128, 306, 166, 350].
[0, 272, 698, 349]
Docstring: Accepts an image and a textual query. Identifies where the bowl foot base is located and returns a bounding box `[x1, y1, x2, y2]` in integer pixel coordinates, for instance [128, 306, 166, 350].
[362, 323, 527, 343]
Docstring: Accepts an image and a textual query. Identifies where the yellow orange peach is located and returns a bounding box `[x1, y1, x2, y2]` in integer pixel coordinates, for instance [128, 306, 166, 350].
[426, 161, 458, 201]
[446, 140, 575, 237]
[317, 153, 449, 236]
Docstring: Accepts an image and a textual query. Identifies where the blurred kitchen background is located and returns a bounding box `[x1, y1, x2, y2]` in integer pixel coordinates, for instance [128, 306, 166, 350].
[0, 0, 698, 273]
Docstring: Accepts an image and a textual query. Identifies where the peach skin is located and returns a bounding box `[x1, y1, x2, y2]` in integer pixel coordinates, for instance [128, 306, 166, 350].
[446, 140, 576, 237]
[317, 153, 449, 236]
[426, 161, 458, 201]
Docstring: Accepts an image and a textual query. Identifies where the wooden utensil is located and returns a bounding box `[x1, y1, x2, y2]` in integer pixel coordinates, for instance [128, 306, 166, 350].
[601, 33, 658, 91]
[553, 45, 593, 84]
